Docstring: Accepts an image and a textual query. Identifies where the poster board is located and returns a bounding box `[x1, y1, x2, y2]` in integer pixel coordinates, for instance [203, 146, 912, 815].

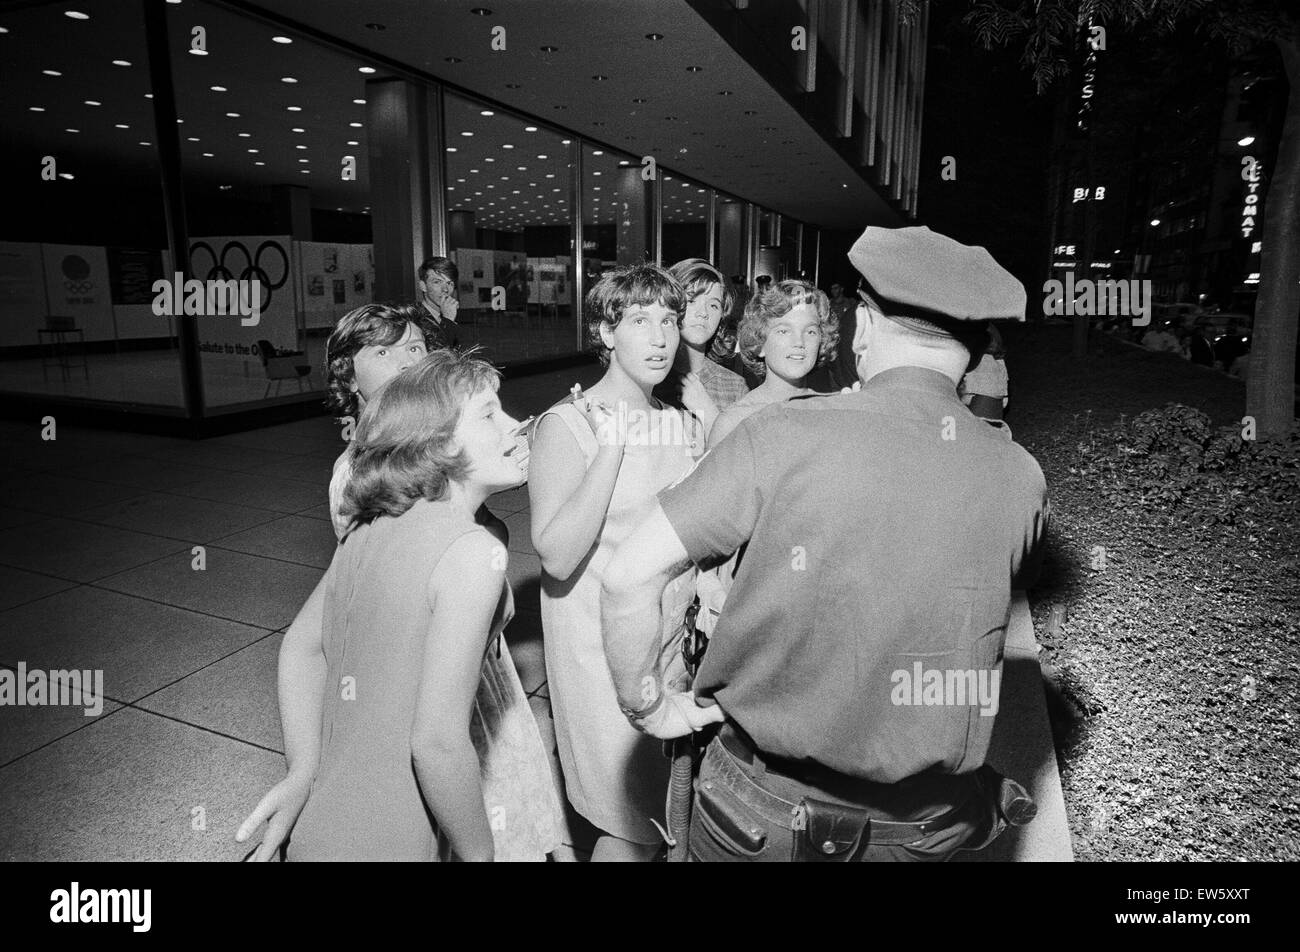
[188, 235, 296, 361]
[0, 241, 47, 348]
[297, 241, 373, 330]
[41, 243, 115, 343]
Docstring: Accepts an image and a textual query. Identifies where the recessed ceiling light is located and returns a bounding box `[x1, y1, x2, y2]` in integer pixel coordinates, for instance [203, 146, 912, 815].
[353, 98, 366, 105]
[225, 112, 240, 118]
[112, 59, 131, 66]
[290, 127, 304, 133]
[480, 110, 494, 116]
[255, 161, 265, 166]
[65, 128, 79, 133]
[58, 172, 74, 180]
[295, 144, 307, 150]
[484, 157, 494, 162]
[29, 106, 44, 112]
[298, 158, 309, 163]
[537, 154, 547, 159]
[592, 150, 603, 156]
[349, 122, 362, 127]
[144, 93, 152, 98]
[593, 75, 607, 81]
[187, 136, 199, 141]
[189, 48, 207, 56]
[281, 76, 298, 83]
[139, 141, 150, 146]
[300, 169, 310, 174]
[461, 131, 473, 136]
[203, 152, 213, 156]
[42, 69, 62, 76]
[358, 66, 376, 74]
[686, 66, 702, 72]
[84, 99, 101, 106]
[114, 123, 128, 128]
[561, 138, 571, 145]
[238, 132, 251, 137]
[65, 11, 90, 19]
[272, 35, 292, 44]
[502, 143, 514, 149]
[645, 32, 663, 40]
[210, 85, 226, 92]
[248, 148, 259, 153]
[287, 105, 302, 111]
[525, 126, 538, 132]
[347, 140, 359, 145]
[446, 146, 458, 152]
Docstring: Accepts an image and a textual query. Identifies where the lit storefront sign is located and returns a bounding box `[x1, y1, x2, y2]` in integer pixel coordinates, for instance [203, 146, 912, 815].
[1241, 156, 1262, 238]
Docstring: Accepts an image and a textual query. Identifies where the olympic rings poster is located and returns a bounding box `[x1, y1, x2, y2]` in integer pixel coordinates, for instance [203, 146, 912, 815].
[40, 243, 115, 342]
[188, 235, 297, 361]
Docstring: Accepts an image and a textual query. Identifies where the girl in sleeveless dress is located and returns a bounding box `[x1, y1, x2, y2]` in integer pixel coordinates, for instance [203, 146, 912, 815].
[238, 350, 560, 861]
[529, 265, 705, 861]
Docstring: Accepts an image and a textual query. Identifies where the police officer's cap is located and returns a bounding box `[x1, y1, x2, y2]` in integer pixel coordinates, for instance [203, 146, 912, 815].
[848, 226, 1026, 333]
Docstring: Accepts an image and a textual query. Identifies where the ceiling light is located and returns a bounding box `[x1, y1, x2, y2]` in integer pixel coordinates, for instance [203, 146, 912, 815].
[686, 66, 702, 72]
[281, 76, 298, 83]
[295, 144, 307, 150]
[537, 154, 547, 159]
[114, 123, 128, 128]
[592, 150, 603, 155]
[287, 105, 302, 111]
[272, 36, 292, 44]
[203, 152, 213, 157]
[446, 146, 458, 152]
[66, 11, 90, 19]
[299, 158, 309, 163]
[138, 141, 150, 146]
[1238, 135, 1255, 146]
[645, 32, 663, 40]
[359, 66, 376, 74]
[291, 127, 304, 132]
[480, 110, 494, 116]
[561, 138, 571, 145]
[485, 157, 494, 162]
[29, 106, 45, 112]
[349, 121, 362, 127]
[58, 173, 74, 180]
[300, 169, 310, 174]
[461, 131, 473, 136]
[210, 85, 226, 92]
[187, 136, 199, 141]
[65, 128, 79, 133]
[144, 93, 152, 98]
[525, 126, 538, 132]
[502, 144, 514, 149]
[112, 59, 130, 66]
[718, 90, 733, 96]
[226, 112, 240, 118]
[43, 69, 62, 76]
[353, 98, 366, 105]
[593, 75, 608, 81]
[347, 140, 359, 145]
[248, 148, 259, 153]
[84, 100, 101, 106]
[189, 48, 207, 56]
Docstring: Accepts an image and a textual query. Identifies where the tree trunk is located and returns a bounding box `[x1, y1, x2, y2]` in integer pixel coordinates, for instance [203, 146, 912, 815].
[1247, 38, 1300, 439]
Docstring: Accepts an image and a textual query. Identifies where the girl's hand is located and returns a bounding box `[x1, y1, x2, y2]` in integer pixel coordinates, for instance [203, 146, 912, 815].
[679, 372, 717, 421]
[235, 771, 313, 861]
[576, 397, 625, 448]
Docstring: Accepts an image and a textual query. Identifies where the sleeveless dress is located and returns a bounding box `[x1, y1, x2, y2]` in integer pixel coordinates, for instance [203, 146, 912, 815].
[538, 399, 703, 844]
[289, 498, 561, 861]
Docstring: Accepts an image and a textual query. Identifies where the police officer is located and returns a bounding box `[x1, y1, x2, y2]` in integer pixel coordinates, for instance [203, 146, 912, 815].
[599, 225, 1050, 862]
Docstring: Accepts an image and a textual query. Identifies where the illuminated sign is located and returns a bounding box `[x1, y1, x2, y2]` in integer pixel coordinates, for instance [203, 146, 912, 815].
[1241, 157, 1262, 238]
[1072, 186, 1107, 202]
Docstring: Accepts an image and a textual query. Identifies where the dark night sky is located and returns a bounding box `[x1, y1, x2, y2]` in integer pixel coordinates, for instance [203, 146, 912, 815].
[914, 3, 1056, 293]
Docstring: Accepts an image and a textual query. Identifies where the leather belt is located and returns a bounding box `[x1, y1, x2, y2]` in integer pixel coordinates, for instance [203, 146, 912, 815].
[717, 723, 977, 845]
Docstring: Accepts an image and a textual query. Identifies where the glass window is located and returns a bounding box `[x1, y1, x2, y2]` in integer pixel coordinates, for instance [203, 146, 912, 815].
[445, 94, 575, 364]
[171, 0, 373, 411]
[661, 173, 711, 267]
[582, 143, 652, 285]
[0, 0, 180, 410]
[713, 192, 747, 287]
